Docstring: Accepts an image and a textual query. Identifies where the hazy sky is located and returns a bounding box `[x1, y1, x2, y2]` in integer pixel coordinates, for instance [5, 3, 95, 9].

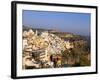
[22, 10, 91, 36]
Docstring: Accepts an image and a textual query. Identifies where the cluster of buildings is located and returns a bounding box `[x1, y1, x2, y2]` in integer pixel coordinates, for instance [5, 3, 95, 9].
[22, 29, 73, 69]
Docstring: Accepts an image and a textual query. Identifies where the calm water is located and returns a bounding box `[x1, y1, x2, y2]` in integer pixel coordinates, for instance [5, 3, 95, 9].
[62, 64, 71, 67]
[62, 63, 81, 67]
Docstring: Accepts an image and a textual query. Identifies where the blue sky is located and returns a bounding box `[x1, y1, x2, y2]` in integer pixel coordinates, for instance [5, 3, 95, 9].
[22, 10, 91, 36]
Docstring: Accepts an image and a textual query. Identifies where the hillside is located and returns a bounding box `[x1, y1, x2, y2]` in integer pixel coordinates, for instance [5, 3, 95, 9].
[22, 25, 91, 69]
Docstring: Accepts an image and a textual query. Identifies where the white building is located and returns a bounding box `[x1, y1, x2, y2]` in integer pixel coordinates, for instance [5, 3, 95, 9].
[65, 41, 73, 49]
